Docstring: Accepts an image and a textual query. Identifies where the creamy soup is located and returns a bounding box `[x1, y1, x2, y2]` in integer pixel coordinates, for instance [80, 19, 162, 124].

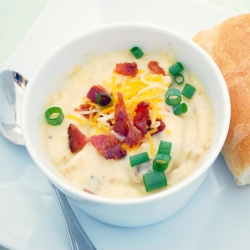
[40, 50, 214, 199]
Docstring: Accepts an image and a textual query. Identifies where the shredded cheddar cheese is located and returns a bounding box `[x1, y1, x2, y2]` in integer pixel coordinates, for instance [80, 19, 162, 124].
[148, 128, 158, 135]
[69, 70, 171, 154]
[92, 112, 101, 123]
[166, 128, 171, 135]
[145, 132, 155, 157]
[98, 120, 111, 133]
[122, 142, 141, 152]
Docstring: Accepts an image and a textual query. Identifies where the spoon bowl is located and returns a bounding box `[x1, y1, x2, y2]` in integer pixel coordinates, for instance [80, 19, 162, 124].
[0, 70, 26, 145]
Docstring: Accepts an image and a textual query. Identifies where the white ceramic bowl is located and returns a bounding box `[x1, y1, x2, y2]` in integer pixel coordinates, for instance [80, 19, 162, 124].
[21, 23, 230, 227]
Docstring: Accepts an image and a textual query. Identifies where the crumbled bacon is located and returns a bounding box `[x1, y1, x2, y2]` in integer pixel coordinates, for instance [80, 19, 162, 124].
[75, 103, 91, 119]
[68, 124, 88, 153]
[89, 134, 127, 160]
[151, 118, 166, 136]
[133, 102, 151, 135]
[156, 118, 166, 132]
[113, 92, 142, 147]
[148, 61, 166, 75]
[114, 62, 138, 77]
[87, 85, 109, 103]
[83, 189, 94, 194]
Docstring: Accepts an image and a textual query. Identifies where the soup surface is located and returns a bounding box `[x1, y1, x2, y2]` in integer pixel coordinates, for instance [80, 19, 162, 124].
[41, 49, 214, 199]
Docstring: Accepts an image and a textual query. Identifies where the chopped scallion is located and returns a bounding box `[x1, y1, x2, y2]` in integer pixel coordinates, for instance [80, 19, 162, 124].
[173, 103, 188, 115]
[182, 83, 196, 99]
[130, 152, 150, 167]
[165, 88, 181, 106]
[153, 153, 171, 172]
[174, 73, 184, 85]
[45, 107, 64, 126]
[158, 140, 172, 155]
[130, 47, 144, 59]
[96, 92, 113, 108]
[169, 62, 184, 76]
[143, 171, 167, 192]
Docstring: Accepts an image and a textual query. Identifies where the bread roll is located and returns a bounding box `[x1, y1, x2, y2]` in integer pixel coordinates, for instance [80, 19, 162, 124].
[193, 14, 250, 185]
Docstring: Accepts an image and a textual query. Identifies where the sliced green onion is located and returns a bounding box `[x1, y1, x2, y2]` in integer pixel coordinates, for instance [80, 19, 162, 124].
[165, 88, 181, 106]
[169, 62, 184, 76]
[158, 140, 172, 155]
[182, 83, 196, 99]
[173, 103, 188, 115]
[174, 73, 184, 85]
[143, 171, 167, 192]
[153, 153, 171, 172]
[45, 107, 64, 126]
[96, 92, 113, 108]
[130, 47, 144, 59]
[130, 152, 150, 167]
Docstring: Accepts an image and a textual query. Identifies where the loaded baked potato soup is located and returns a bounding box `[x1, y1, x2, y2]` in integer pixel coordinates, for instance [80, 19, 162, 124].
[41, 48, 214, 199]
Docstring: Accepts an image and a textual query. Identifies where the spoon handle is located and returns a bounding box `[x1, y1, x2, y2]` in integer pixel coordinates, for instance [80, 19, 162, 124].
[50, 183, 97, 250]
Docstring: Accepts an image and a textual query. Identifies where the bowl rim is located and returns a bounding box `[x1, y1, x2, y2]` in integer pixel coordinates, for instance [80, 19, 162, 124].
[22, 22, 231, 205]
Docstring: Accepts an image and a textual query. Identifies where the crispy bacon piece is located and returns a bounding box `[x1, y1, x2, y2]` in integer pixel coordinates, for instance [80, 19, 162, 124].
[151, 118, 166, 136]
[133, 102, 166, 136]
[68, 124, 88, 153]
[89, 134, 127, 160]
[83, 189, 94, 194]
[156, 118, 166, 132]
[114, 62, 138, 77]
[74, 103, 91, 119]
[87, 85, 108, 103]
[148, 61, 166, 75]
[133, 102, 151, 135]
[113, 92, 142, 147]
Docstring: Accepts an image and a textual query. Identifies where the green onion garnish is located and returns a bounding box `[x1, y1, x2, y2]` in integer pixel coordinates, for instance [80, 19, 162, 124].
[143, 171, 167, 192]
[153, 153, 171, 172]
[174, 73, 184, 85]
[165, 88, 181, 106]
[169, 62, 184, 76]
[96, 92, 113, 108]
[173, 103, 188, 115]
[129, 152, 150, 167]
[130, 47, 144, 59]
[45, 107, 64, 126]
[158, 140, 172, 155]
[182, 83, 196, 99]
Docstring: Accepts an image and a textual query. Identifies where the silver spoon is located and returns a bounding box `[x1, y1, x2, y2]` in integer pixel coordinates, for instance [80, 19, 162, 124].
[0, 70, 97, 250]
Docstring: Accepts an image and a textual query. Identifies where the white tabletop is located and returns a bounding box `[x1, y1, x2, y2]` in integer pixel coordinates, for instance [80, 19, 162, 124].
[0, 1, 250, 250]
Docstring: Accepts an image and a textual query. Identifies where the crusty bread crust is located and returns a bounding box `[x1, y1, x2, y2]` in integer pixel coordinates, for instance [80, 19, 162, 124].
[193, 14, 250, 185]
